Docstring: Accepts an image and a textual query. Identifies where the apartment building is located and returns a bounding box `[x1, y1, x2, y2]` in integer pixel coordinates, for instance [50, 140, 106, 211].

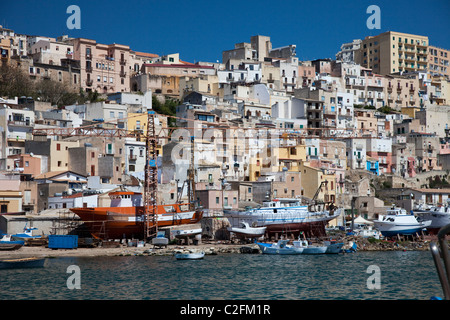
[0, 25, 27, 57]
[67, 37, 131, 93]
[358, 31, 428, 75]
[428, 45, 450, 78]
[0, 104, 35, 159]
[29, 39, 73, 66]
[336, 39, 362, 63]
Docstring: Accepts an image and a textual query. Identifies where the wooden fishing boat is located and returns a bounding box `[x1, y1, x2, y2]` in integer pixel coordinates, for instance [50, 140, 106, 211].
[70, 191, 203, 239]
[0, 257, 46, 269]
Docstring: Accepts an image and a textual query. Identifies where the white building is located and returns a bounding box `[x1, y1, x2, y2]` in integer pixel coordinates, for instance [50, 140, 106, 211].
[0, 104, 35, 159]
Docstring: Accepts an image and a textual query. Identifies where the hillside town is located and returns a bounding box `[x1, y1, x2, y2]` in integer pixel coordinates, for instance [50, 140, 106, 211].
[0, 26, 449, 241]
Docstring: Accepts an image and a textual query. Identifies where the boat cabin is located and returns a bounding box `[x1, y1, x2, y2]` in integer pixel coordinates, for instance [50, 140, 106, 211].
[109, 191, 142, 207]
[262, 198, 303, 208]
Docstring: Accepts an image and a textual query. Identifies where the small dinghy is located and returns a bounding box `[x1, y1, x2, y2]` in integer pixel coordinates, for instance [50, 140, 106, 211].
[174, 251, 205, 260]
[0, 257, 46, 269]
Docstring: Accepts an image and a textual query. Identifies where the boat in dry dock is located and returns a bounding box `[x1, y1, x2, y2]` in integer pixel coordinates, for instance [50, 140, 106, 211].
[225, 198, 341, 238]
[373, 206, 431, 237]
[70, 191, 203, 239]
[414, 200, 450, 235]
[227, 222, 267, 239]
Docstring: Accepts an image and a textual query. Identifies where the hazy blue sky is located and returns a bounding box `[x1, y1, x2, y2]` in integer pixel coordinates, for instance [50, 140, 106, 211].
[1, 0, 449, 63]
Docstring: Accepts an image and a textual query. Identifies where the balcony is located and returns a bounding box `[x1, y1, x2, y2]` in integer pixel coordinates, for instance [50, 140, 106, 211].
[129, 154, 137, 161]
[86, 79, 93, 86]
[8, 120, 31, 127]
[120, 59, 126, 66]
[86, 54, 92, 60]
[120, 71, 127, 77]
[85, 66, 92, 73]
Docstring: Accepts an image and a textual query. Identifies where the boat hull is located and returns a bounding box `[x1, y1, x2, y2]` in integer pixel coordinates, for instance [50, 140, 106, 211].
[70, 206, 203, 239]
[0, 257, 46, 269]
[226, 209, 340, 238]
[257, 242, 304, 255]
[174, 252, 205, 260]
[0, 242, 23, 251]
[415, 210, 450, 235]
[373, 221, 430, 237]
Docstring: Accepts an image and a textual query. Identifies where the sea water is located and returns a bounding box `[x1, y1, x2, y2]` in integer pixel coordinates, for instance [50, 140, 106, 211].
[0, 251, 443, 300]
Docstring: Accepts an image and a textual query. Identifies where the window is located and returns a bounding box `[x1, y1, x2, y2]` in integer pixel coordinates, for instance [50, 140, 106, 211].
[56, 143, 61, 151]
[216, 197, 220, 204]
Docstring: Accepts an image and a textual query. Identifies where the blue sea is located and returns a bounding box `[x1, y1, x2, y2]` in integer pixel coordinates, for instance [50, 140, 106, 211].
[0, 251, 444, 301]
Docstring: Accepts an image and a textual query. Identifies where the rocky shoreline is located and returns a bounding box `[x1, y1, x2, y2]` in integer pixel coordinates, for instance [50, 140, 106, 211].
[0, 236, 439, 260]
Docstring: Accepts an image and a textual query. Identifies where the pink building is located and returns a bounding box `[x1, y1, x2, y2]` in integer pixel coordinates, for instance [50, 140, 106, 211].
[68, 38, 131, 93]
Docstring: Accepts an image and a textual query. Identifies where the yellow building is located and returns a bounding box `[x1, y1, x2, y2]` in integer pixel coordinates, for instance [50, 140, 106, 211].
[179, 75, 221, 100]
[358, 31, 428, 75]
[127, 112, 168, 156]
[273, 145, 307, 172]
[50, 140, 80, 172]
[0, 38, 11, 65]
[401, 106, 421, 119]
[299, 162, 336, 203]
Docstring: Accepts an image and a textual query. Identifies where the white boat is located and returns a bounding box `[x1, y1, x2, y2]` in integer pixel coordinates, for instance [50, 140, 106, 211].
[174, 250, 205, 260]
[256, 239, 304, 255]
[373, 206, 431, 237]
[292, 239, 328, 254]
[0, 234, 25, 251]
[414, 200, 450, 235]
[324, 241, 344, 254]
[227, 222, 266, 238]
[225, 198, 341, 238]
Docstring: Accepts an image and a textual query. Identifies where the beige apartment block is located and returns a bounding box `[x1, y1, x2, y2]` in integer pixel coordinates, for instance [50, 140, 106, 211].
[428, 46, 450, 78]
[384, 74, 421, 110]
[358, 31, 428, 75]
[67, 38, 131, 93]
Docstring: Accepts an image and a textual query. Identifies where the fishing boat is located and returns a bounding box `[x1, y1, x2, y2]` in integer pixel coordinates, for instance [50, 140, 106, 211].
[227, 222, 266, 239]
[324, 240, 344, 254]
[174, 250, 205, 260]
[0, 257, 46, 269]
[373, 206, 431, 237]
[70, 191, 203, 239]
[11, 227, 42, 242]
[0, 234, 25, 251]
[256, 239, 304, 255]
[225, 198, 341, 238]
[414, 200, 450, 235]
[292, 239, 328, 254]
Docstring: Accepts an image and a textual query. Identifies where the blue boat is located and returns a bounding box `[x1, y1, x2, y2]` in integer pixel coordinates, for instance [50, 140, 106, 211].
[0, 234, 25, 250]
[11, 226, 42, 242]
[257, 239, 304, 255]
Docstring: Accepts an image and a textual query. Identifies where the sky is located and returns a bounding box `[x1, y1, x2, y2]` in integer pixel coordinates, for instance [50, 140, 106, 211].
[1, 0, 449, 63]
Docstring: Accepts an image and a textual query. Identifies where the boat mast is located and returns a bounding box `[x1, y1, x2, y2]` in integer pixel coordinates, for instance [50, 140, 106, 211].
[187, 135, 196, 211]
[144, 110, 158, 239]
